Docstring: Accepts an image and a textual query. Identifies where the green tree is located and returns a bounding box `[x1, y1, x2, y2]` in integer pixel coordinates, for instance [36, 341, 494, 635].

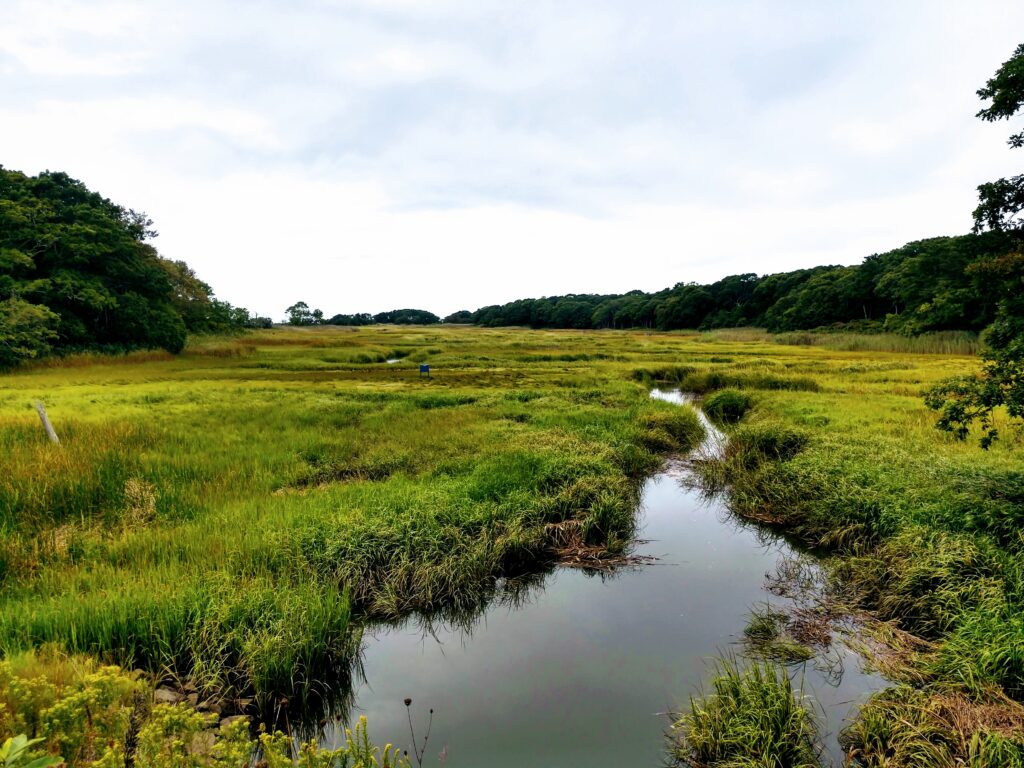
[927, 43, 1024, 446]
[0, 167, 187, 357]
[973, 43, 1024, 233]
[160, 258, 216, 331]
[285, 301, 316, 325]
[0, 298, 59, 368]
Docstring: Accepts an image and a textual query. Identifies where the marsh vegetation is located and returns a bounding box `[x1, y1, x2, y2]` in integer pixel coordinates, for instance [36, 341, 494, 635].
[1, 324, 1023, 764]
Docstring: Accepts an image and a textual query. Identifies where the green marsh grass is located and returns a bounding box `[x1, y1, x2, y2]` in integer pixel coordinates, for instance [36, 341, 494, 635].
[0, 326, 709, 710]
[3, 324, 1024, 763]
[669, 657, 821, 768]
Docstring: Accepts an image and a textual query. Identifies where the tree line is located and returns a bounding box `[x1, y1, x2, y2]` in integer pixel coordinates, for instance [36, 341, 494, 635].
[0, 167, 270, 368]
[284, 302, 440, 326]
[439, 230, 1014, 334]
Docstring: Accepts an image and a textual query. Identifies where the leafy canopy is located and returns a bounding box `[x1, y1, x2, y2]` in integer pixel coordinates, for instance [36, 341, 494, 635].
[927, 43, 1024, 446]
[0, 167, 263, 368]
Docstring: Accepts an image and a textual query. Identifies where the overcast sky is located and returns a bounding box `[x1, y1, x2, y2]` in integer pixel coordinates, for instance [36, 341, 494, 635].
[3, 1, 1023, 319]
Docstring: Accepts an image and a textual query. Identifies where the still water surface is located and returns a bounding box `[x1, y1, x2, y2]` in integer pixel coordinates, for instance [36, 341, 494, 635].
[327, 390, 885, 766]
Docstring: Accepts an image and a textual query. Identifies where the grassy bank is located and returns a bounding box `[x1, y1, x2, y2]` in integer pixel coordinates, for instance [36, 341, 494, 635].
[684, 344, 1024, 763]
[2, 324, 1022, 763]
[0, 326, 706, 718]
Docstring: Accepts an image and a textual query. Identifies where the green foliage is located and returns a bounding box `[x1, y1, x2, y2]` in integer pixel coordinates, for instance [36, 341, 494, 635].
[927, 43, 1024, 445]
[327, 312, 374, 326]
[926, 249, 1024, 449]
[669, 658, 820, 768]
[974, 42, 1024, 229]
[160, 260, 257, 334]
[0, 735, 61, 768]
[0, 300, 58, 369]
[286, 302, 322, 326]
[0, 167, 262, 368]
[0, 647, 407, 768]
[256, 716, 409, 768]
[0, 649, 145, 766]
[371, 309, 440, 325]
[447, 230, 1017, 336]
[0, 167, 185, 360]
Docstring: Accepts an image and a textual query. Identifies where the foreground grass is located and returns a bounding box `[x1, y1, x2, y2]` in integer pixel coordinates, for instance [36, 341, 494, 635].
[669, 658, 820, 768]
[677, 348, 1024, 762]
[0, 326, 708, 718]
[0, 646, 407, 767]
[2, 324, 1023, 763]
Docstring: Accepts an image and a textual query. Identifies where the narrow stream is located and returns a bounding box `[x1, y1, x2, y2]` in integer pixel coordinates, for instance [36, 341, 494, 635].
[326, 390, 887, 766]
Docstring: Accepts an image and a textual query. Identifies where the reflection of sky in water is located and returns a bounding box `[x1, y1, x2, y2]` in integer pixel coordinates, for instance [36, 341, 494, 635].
[327, 392, 886, 767]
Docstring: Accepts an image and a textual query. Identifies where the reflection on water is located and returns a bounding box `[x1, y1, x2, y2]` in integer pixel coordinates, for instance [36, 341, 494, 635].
[320, 390, 886, 766]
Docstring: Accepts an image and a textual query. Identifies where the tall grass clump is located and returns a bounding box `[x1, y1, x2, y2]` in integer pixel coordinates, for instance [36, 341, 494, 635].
[833, 527, 1006, 640]
[743, 605, 815, 664]
[774, 330, 979, 356]
[841, 685, 1024, 767]
[703, 389, 753, 425]
[0, 421, 149, 530]
[0, 576, 357, 714]
[631, 367, 819, 394]
[636, 401, 705, 453]
[669, 658, 820, 768]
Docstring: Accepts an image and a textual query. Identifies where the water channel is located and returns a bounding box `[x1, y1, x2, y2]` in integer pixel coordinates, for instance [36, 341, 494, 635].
[326, 390, 887, 766]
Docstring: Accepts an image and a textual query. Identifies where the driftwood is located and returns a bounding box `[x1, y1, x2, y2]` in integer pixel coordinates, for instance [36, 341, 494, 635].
[33, 400, 60, 444]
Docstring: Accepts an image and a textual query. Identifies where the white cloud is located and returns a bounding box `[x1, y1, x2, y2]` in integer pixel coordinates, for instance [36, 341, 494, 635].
[2, 0, 1023, 317]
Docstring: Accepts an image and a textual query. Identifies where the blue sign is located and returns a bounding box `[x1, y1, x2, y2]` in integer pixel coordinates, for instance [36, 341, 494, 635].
[419, 364, 430, 377]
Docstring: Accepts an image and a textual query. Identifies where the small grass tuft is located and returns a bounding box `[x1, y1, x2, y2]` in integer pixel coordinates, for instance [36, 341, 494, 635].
[669, 657, 821, 768]
[703, 389, 753, 424]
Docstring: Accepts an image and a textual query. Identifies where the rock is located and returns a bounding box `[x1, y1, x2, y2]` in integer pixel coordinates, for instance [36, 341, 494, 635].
[183, 680, 198, 693]
[197, 698, 223, 715]
[186, 692, 199, 707]
[219, 715, 249, 730]
[235, 697, 254, 712]
[189, 730, 216, 753]
[154, 687, 182, 705]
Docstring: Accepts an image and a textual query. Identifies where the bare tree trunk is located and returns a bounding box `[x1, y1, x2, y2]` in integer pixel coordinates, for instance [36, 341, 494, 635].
[33, 400, 60, 444]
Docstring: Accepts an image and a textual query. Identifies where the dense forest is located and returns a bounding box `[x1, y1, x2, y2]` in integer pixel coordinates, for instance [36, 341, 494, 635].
[0, 167, 270, 368]
[439, 230, 1016, 333]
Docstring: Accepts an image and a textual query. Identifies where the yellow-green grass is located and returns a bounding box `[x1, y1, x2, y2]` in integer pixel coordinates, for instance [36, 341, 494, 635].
[2, 324, 1023, 761]
[0, 326, 714, 711]
[669, 657, 821, 768]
